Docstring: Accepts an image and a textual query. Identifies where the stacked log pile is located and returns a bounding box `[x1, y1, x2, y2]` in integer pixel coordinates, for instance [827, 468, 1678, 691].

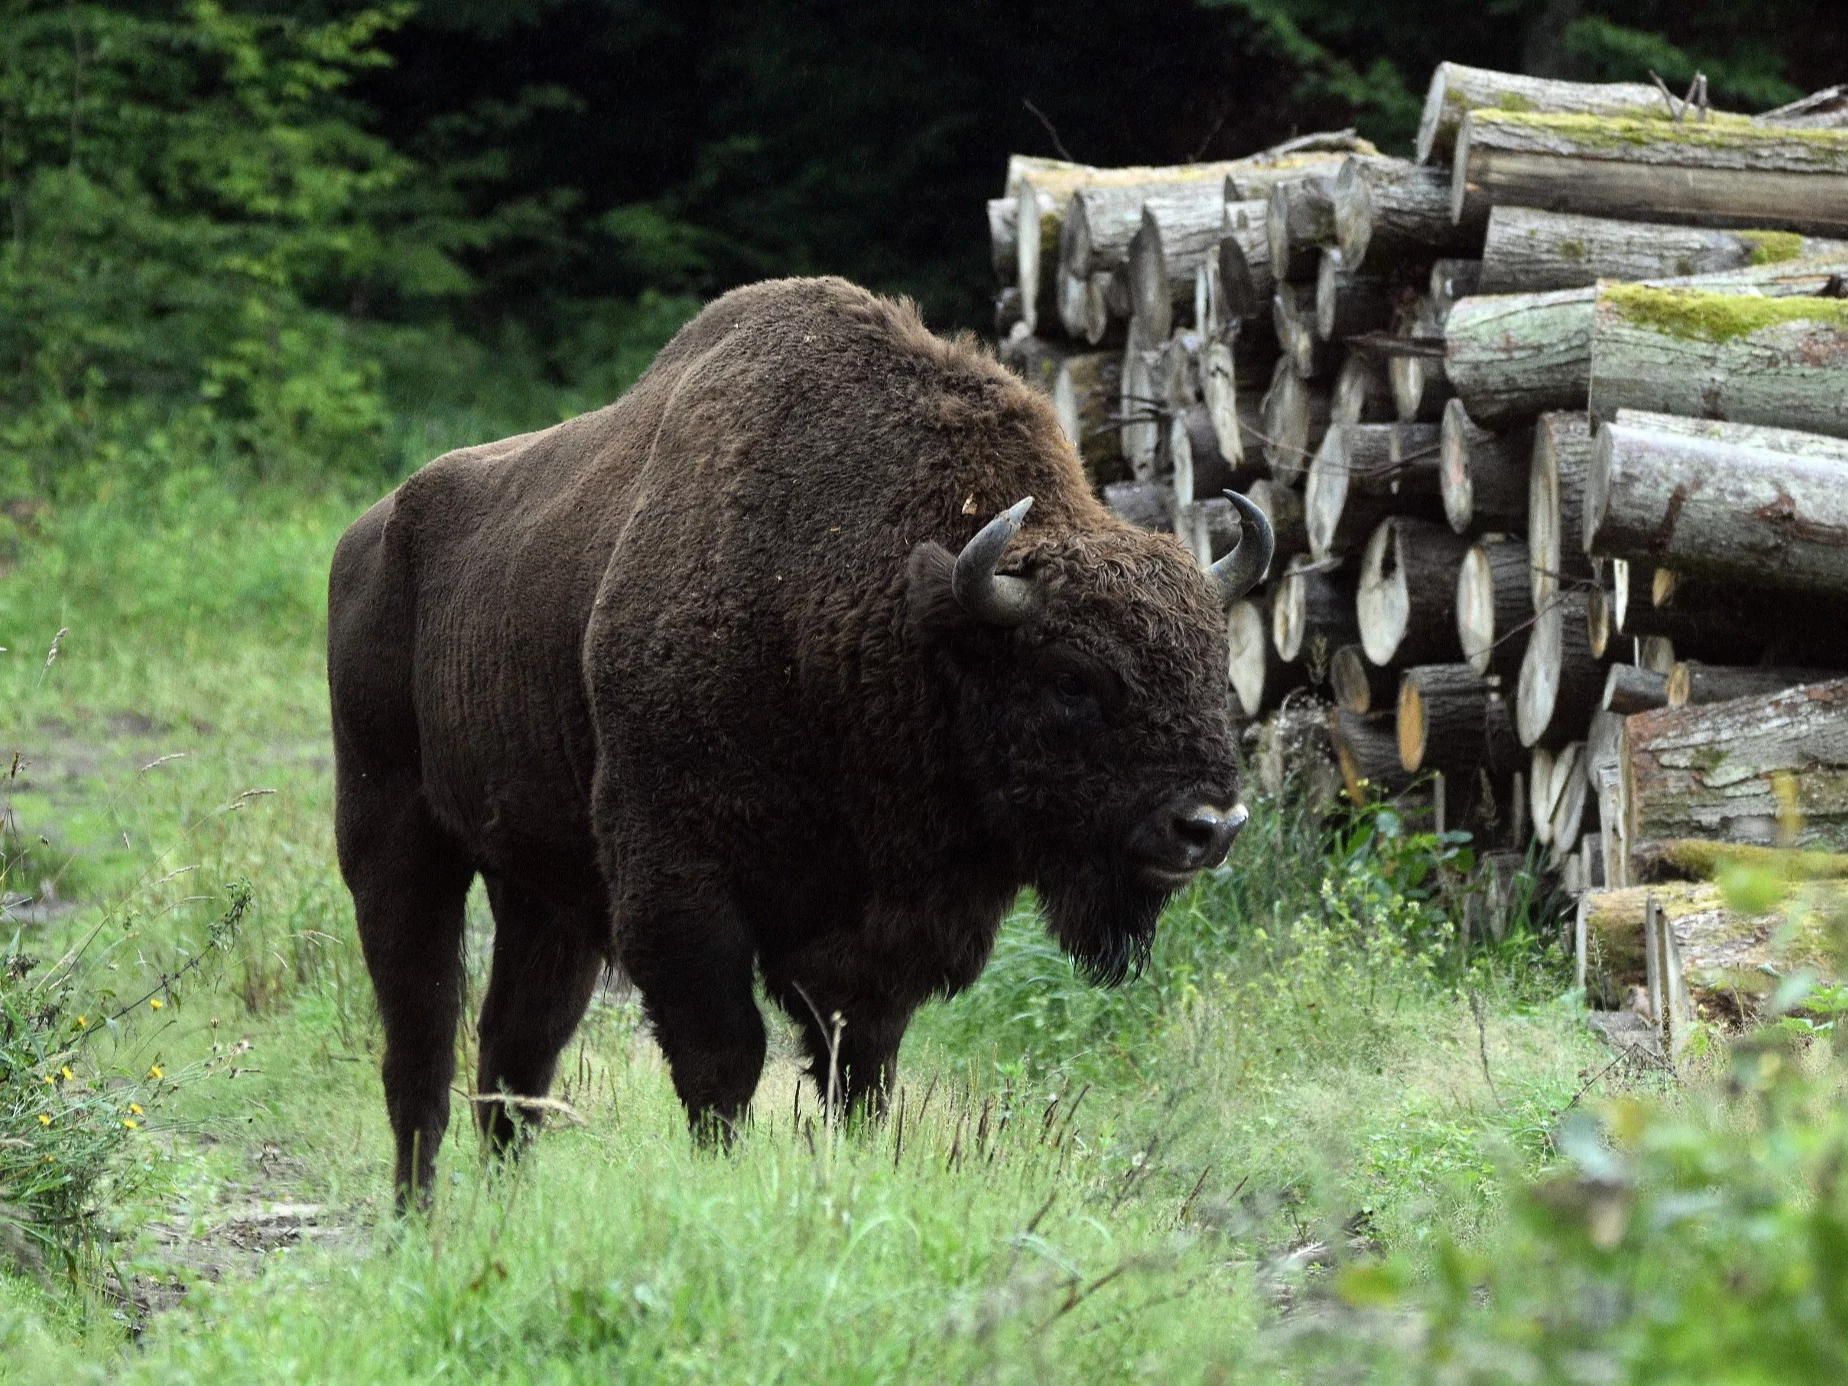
[988, 60, 1848, 1008]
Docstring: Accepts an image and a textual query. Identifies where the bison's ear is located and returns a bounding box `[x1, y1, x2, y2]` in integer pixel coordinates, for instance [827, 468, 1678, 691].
[905, 542, 974, 648]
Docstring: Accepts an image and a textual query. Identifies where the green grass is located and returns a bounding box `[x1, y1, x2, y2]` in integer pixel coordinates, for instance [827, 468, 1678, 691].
[0, 488, 1608, 1382]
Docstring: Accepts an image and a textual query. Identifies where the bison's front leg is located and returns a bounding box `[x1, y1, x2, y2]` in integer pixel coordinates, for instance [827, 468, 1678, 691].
[762, 961, 913, 1122]
[615, 867, 768, 1143]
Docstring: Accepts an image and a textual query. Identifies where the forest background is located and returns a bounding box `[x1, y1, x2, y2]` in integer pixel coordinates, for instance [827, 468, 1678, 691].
[3, 0, 1844, 504]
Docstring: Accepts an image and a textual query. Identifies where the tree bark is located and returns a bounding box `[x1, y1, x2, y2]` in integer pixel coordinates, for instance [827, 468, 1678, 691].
[1169, 402, 1247, 510]
[1415, 63, 1673, 165]
[1623, 678, 1848, 851]
[1585, 412, 1848, 593]
[1516, 588, 1608, 747]
[1102, 480, 1171, 532]
[1272, 556, 1358, 666]
[1615, 563, 1848, 666]
[989, 197, 1018, 282]
[1666, 662, 1842, 709]
[1219, 199, 1273, 320]
[1257, 700, 1343, 810]
[1332, 352, 1396, 425]
[1332, 154, 1490, 273]
[1549, 739, 1594, 861]
[1357, 516, 1474, 666]
[1126, 211, 1174, 344]
[1757, 86, 1848, 131]
[1258, 356, 1330, 484]
[1528, 410, 1594, 607]
[1397, 664, 1520, 775]
[1440, 398, 1532, 533]
[1315, 247, 1394, 341]
[1272, 283, 1340, 379]
[1118, 328, 1163, 481]
[1582, 880, 1846, 997]
[1063, 182, 1225, 281]
[1198, 340, 1258, 471]
[1477, 205, 1848, 294]
[1304, 421, 1445, 562]
[1454, 111, 1848, 236]
[1586, 283, 1848, 438]
[1329, 707, 1415, 799]
[1445, 287, 1593, 425]
[1051, 352, 1128, 486]
[1388, 296, 1452, 422]
[1266, 175, 1338, 286]
[1247, 477, 1308, 566]
[1229, 596, 1306, 717]
[1456, 536, 1532, 678]
[1056, 268, 1130, 347]
[1604, 663, 1668, 713]
[1331, 643, 1397, 714]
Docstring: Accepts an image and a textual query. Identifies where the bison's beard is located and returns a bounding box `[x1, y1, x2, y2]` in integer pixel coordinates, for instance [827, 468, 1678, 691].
[1036, 860, 1168, 986]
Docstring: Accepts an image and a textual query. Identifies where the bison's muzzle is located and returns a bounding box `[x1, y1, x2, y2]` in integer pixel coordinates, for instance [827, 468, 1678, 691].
[1127, 798, 1249, 890]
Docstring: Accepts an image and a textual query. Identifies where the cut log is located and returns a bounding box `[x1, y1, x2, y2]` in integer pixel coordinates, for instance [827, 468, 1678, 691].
[1397, 664, 1520, 775]
[1331, 643, 1396, 714]
[1388, 297, 1453, 423]
[1582, 881, 1844, 996]
[1118, 328, 1163, 481]
[1056, 268, 1130, 347]
[1638, 637, 1677, 676]
[1516, 588, 1607, 747]
[1219, 199, 1273, 320]
[1000, 333, 1077, 395]
[1102, 480, 1171, 532]
[1272, 556, 1358, 667]
[1169, 403, 1238, 513]
[1548, 741, 1592, 861]
[988, 197, 1018, 282]
[1315, 248, 1394, 341]
[1357, 517, 1473, 666]
[1456, 536, 1532, 678]
[1126, 211, 1174, 344]
[1631, 838, 1848, 885]
[1062, 182, 1223, 281]
[1757, 86, 1848, 131]
[1603, 663, 1668, 714]
[1429, 259, 1482, 317]
[1439, 398, 1532, 534]
[1329, 707, 1415, 799]
[1198, 340, 1249, 469]
[1477, 205, 1848, 294]
[1415, 64, 1678, 165]
[1585, 413, 1848, 592]
[1187, 495, 1242, 565]
[1666, 662, 1841, 710]
[1331, 352, 1395, 425]
[1246, 478, 1308, 566]
[1453, 111, 1848, 237]
[1584, 584, 1615, 660]
[1444, 287, 1593, 425]
[1622, 678, 1848, 852]
[1586, 282, 1848, 437]
[1616, 563, 1848, 666]
[1052, 352, 1128, 486]
[994, 287, 1023, 338]
[1228, 597, 1306, 717]
[1529, 745, 1558, 845]
[1272, 284, 1339, 379]
[1304, 422, 1445, 561]
[1528, 410, 1594, 607]
[1331, 155, 1489, 273]
[1267, 175, 1338, 285]
[1258, 357, 1330, 484]
[1257, 699, 1343, 809]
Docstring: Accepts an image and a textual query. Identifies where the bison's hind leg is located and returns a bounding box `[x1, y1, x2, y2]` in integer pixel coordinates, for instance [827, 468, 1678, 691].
[475, 878, 611, 1153]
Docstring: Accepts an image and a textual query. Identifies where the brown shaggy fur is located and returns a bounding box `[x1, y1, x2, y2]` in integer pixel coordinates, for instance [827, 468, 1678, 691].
[328, 277, 1242, 1199]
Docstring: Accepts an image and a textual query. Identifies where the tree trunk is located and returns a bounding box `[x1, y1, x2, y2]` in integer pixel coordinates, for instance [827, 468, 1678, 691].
[1623, 678, 1848, 851]
[1229, 597, 1306, 717]
[1247, 478, 1308, 566]
[1445, 287, 1593, 425]
[1604, 663, 1668, 713]
[1272, 284, 1340, 379]
[1315, 247, 1394, 341]
[1358, 517, 1474, 665]
[1198, 340, 1261, 472]
[1170, 402, 1246, 511]
[1267, 175, 1339, 286]
[1102, 480, 1171, 532]
[1331, 643, 1397, 714]
[1389, 296, 1452, 422]
[1585, 413, 1848, 592]
[1477, 205, 1848, 294]
[1304, 421, 1445, 561]
[1063, 182, 1225, 280]
[1454, 110, 1848, 236]
[1332, 352, 1396, 425]
[1529, 410, 1594, 607]
[1126, 211, 1174, 344]
[1052, 352, 1128, 486]
[1258, 356, 1330, 484]
[1440, 399, 1532, 533]
[1329, 707, 1415, 799]
[1430, 258, 1483, 317]
[1219, 200, 1273, 320]
[1397, 664, 1521, 774]
[1666, 662, 1842, 709]
[1456, 536, 1532, 678]
[1516, 588, 1608, 746]
[1118, 329, 1163, 481]
[1056, 268, 1131, 347]
[1332, 155, 1489, 273]
[1587, 284, 1848, 438]
[1415, 63, 1673, 165]
[1272, 556, 1358, 665]
[989, 197, 1018, 282]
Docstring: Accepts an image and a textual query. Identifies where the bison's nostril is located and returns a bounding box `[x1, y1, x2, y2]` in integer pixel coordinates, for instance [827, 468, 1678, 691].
[1172, 808, 1222, 851]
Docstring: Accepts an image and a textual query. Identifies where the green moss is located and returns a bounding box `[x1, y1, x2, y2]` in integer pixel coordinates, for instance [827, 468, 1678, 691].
[1603, 282, 1848, 342]
[1557, 238, 1585, 263]
[1492, 92, 1535, 112]
[1474, 109, 1845, 158]
[1739, 229, 1806, 265]
[1676, 257, 1695, 276]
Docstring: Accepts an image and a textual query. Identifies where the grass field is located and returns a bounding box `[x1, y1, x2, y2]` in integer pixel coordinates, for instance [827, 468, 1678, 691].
[0, 482, 1644, 1382]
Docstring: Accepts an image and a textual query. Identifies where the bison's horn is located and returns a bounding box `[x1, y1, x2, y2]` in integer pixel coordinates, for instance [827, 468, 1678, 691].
[1209, 490, 1274, 608]
[953, 496, 1039, 627]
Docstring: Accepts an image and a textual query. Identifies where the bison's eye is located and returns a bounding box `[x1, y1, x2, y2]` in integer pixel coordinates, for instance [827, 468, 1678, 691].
[1047, 669, 1098, 718]
[1051, 670, 1088, 700]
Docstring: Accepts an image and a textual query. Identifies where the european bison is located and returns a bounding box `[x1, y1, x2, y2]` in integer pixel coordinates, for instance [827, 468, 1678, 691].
[328, 278, 1269, 1199]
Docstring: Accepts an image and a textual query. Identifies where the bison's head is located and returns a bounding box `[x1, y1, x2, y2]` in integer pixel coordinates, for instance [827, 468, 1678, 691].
[907, 494, 1271, 983]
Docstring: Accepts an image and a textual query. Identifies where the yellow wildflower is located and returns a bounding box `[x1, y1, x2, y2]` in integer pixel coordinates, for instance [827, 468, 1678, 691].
[76, 1015, 87, 1027]
[60, 1066, 74, 1081]
[38, 1114, 51, 1126]
[149, 998, 164, 1011]
[147, 1065, 164, 1080]
[129, 1103, 144, 1116]
[123, 1119, 139, 1130]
